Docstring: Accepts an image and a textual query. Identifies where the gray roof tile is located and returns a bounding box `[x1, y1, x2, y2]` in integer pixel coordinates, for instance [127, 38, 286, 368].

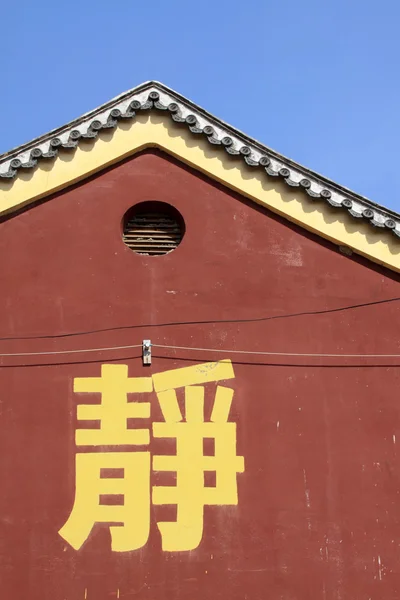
[1, 81, 399, 238]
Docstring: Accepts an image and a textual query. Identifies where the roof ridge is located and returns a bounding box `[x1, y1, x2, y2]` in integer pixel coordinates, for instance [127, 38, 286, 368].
[1, 82, 399, 236]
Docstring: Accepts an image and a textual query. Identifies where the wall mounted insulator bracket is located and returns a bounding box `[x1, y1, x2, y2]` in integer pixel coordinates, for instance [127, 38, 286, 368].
[142, 340, 151, 365]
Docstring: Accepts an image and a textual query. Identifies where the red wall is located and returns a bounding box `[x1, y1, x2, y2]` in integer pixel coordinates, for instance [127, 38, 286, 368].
[1, 150, 400, 600]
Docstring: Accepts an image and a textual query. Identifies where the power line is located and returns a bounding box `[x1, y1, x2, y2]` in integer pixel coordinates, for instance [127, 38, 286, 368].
[0, 296, 399, 342]
[154, 344, 400, 359]
[0, 344, 142, 357]
[0, 342, 399, 359]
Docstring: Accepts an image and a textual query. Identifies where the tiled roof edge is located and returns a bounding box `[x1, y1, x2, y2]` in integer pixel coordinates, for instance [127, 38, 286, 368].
[1, 81, 399, 238]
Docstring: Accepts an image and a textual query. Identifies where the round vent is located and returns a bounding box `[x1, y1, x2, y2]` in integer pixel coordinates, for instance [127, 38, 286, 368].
[122, 202, 184, 256]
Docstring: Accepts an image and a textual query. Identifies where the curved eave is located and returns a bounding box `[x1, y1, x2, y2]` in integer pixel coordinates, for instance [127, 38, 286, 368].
[1, 111, 399, 273]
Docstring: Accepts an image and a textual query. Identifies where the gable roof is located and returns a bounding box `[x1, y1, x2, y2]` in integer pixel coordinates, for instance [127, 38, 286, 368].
[1, 81, 399, 272]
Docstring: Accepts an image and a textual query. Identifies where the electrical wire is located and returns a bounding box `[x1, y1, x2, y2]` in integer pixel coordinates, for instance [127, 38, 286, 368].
[0, 342, 399, 359]
[0, 344, 142, 357]
[154, 344, 400, 359]
[0, 295, 399, 342]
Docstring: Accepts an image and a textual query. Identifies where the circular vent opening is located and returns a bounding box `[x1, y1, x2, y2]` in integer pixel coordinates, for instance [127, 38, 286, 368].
[122, 201, 185, 256]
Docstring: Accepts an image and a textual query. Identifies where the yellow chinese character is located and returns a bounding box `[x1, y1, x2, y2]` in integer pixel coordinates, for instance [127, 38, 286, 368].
[59, 360, 244, 553]
[153, 360, 244, 551]
[59, 364, 152, 551]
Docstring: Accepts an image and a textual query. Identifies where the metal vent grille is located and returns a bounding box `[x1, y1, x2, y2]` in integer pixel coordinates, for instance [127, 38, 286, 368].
[123, 212, 183, 256]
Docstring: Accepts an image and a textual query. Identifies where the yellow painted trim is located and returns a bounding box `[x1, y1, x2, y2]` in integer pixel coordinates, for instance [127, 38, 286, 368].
[1, 114, 399, 272]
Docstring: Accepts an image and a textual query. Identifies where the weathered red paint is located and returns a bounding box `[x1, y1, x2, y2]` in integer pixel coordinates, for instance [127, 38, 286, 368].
[1, 150, 400, 600]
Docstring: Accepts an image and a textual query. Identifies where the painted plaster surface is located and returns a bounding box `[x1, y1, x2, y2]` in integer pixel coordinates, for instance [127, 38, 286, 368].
[0, 152, 400, 599]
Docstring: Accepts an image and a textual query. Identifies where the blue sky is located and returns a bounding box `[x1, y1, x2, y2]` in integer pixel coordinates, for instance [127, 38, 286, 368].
[1, 0, 399, 212]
